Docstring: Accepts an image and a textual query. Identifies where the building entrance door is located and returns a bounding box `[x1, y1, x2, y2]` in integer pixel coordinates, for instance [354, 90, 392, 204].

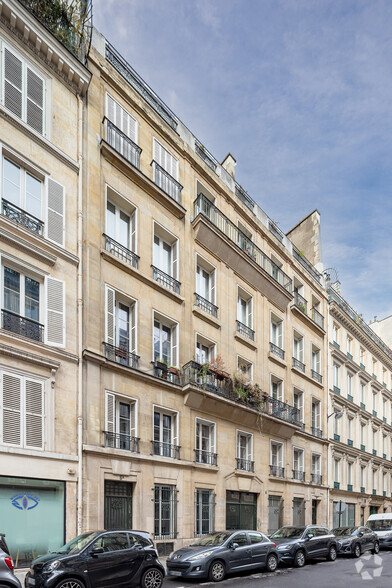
[293, 498, 305, 526]
[226, 491, 257, 530]
[268, 496, 283, 534]
[104, 481, 133, 530]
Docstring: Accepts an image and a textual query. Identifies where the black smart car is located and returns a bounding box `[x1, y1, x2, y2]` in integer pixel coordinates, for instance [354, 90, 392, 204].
[333, 526, 380, 557]
[25, 530, 165, 588]
[269, 525, 337, 567]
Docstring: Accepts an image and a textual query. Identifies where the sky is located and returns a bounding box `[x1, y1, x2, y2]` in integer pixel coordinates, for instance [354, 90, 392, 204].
[93, 0, 392, 323]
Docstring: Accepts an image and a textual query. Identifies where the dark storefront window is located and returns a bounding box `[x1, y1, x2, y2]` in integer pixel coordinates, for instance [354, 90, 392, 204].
[226, 491, 257, 530]
[293, 497, 305, 527]
[333, 502, 355, 528]
[312, 499, 318, 524]
[104, 481, 133, 530]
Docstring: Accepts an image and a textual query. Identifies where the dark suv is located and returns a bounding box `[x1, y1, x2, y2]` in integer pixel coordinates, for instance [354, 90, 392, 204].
[25, 530, 165, 588]
[0, 533, 22, 588]
[269, 525, 337, 567]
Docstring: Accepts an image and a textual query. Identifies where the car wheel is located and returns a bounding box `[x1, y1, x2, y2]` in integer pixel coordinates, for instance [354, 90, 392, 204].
[353, 543, 361, 558]
[372, 542, 380, 554]
[55, 579, 85, 588]
[208, 560, 226, 582]
[265, 553, 278, 572]
[327, 545, 337, 561]
[294, 549, 306, 568]
[141, 567, 164, 588]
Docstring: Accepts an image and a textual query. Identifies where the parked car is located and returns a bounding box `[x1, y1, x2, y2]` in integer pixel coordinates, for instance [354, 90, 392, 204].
[269, 525, 337, 567]
[333, 526, 379, 557]
[24, 530, 164, 588]
[366, 513, 392, 549]
[166, 530, 279, 582]
[0, 533, 22, 588]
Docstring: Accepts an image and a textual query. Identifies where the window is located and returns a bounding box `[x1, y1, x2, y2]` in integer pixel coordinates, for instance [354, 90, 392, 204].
[195, 418, 216, 465]
[333, 364, 340, 389]
[271, 376, 283, 401]
[153, 313, 178, 367]
[360, 348, 365, 365]
[237, 356, 253, 380]
[312, 346, 321, 374]
[153, 408, 179, 458]
[372, 470, 377, 492]
[195, 489, 214, 536]
[153, 139, 180, 202]
[153, 224, 178, 288]
[271, 314, 283, 350]
[293, 447, 304, 473]
[105, 286, 137, 365]
[105, 392, 137, 451]
[106, 188, 136, 253]
[383, 368, 387, 385]
[347, 462, 353, 486]
[360, 383, 365, 404]
[293, 332, 304, 363]
[195, 334, 215, 365]
[312, 399, 321, 431]
[312, 454, 321, 476]
[373, 429, 377, 451]
[332, 324, 340, 345]
[237, 287, 253, 329]
[360, 423, 366, 446]
[270, 441, 283, 474]
[383, 435, 387, 455]
[270, 254, 284, 285]
[154, 485, 176, 539]
[347, 417, 353, 441]
[347, 374, 353, 397]
[333, 412, 340, 437]
[3, 157, 42, 219]
[334, 459, 340, 483]
[346, 336, 352, 355]
[1, 370, 44, 449]
[92, 532, 129, 552]
[236, 431, 253, 470]
[106, 94, 138, 165]
[293, 389, 304, 422]
[372, 392, 377, 413]
[383, 473, 387, 493]
[361, 466, 366, 489]
[372, 358, 377, 377]
[2, 44, 45, 134]
[196, 256, 216, 305]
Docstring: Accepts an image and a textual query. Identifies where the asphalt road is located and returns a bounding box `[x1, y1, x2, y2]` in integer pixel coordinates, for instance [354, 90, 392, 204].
[165, 550, 392, 587]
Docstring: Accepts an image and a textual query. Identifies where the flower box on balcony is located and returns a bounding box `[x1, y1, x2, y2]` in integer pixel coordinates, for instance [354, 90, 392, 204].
[154, 360, 168, 372]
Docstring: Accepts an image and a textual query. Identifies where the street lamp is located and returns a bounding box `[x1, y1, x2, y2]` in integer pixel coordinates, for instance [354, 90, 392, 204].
[327, 411, 344, 420]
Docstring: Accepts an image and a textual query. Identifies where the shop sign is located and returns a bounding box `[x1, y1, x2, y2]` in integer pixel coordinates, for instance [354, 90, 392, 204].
[10, 492, 40, 510]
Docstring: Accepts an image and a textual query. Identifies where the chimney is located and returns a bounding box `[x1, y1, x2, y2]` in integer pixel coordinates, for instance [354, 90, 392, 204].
[221, 153, 236, 180]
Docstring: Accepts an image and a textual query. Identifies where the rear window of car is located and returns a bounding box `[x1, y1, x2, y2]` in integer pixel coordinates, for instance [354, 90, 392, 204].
[130, 534, 151, 547]
[249, 533, 264, 544]
[0, 536, 9, 555]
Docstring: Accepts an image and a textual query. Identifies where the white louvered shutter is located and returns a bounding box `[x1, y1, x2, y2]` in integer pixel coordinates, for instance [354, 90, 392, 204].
[26, 67, 44, 134]
[248, 298, 253, 328]
[47, 178, 65, 246]
[172, 240, 178, 280]
[210, 270, 215, 304]
[130, 211, 136, 253]
[45, 277, 65, 346]
[106, 94, 137, 151]
[4, 48, 23, 119]
[25, 379, 44, 448]
[171, 324, 178, 367]
[105, 392, 115, 433]
[105, 285, 115, 347]
[130, 303, 136, 354]
[2, 372, 22, 445]
[130, 403, 136, 437]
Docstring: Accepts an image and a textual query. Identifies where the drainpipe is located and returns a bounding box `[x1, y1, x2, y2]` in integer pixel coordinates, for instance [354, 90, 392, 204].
[77, 93, 84, 535]
[326, 302, 330, 528]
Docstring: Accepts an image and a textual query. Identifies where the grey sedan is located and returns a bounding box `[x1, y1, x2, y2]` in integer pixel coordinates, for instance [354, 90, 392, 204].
[166, 530, 279, 582]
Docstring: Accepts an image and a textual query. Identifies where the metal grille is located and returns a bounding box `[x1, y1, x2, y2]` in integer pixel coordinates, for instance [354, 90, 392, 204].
[2, 199, 44, 235]
[104, 481, 133, 531]
[154, 485, 176, 540]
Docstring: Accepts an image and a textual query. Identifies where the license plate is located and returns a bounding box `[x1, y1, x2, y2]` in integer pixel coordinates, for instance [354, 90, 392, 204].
[169, 571, 182, 576]
[27, 579, 36, 586]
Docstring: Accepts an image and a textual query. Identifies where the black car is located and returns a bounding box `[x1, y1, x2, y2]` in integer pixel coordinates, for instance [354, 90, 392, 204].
[166, 530, 279, 582]
[24, 530, 165, 588]
[333, 526, 380, 557]
[269, 525, 337, 567]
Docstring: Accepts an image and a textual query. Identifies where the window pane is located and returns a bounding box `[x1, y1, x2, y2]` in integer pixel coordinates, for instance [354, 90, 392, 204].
[119, 211, 130, 248]
[117, 303, 129, 351]
[4, 267, 20, 314]
[25, 173, 41, 218]
[106, 201, 116, 238]
[25, 276, 40, 321]
[3, 159, 21, 206]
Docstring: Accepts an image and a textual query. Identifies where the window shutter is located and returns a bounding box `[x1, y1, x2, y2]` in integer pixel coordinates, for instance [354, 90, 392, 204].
[105, 285, 115, 347]
[45, 277, 65, 346]
[171, 240, 178, 280]
[210, 424, 215, 454]
[26, 67, 44, 134]
[171, 324, 178, 367]
[130, 303, 136, 354]
[47, 178, 65, 246]
[2, 372, 22, 445]
[172, 415, 178, 446]
[248, 298, 253, 328]
[299, 337, 304, 361]
[277, 322, 283, 349]
[25, 379, 43, 448]
[130, 211, 136, 253]
[210, 270, 215, 304]
[105, 392, 115, 433]
[4, 48, 23, 118]
[130, 402, 136, 437]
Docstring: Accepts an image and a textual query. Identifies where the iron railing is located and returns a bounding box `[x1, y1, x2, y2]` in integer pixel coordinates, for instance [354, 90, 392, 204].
[236, 458, 254, 472]
[312, 307, 325, 329]
[151, 161, 183, 204]
[194, 194, 292, 293]
[236, 320, 255, 341]
[1, 309, 43, 342]
[270, 342, 285, 360]
[293, 357, 305, 372]
[152, 266, 181, 294]
[270, 465, 285, 478]
[153, 366, 181, 385]
[264, 396, 301, 426]
[104, 234, 139, 269]
[103, 117, 141, 169]
[268, 221, 284, 243]
[195, 140, 218, 172]
[152, 441, 180, 460]
[292, 245, 322, 283]
[194, 449, 217, 466]
[293, 470, 305, 481]
[311, 427, 323, 438]
[104, 342, 139, 369]
[293, 291, 308, 313]
[311, 370, 323, 383]
[311, 474, 322, 485]
[235, 183, 255, 210]
[195, 293, 218, 317]
[2, 199, 44, 235]
[104, 431, 139, 452]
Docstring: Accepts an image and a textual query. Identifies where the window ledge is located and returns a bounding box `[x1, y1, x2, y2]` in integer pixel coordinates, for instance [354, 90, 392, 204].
[234, 332, 257, 351]
[0, 444, 78, 461]
[0, 330, 77, 363]
[192, 305, 221, 329]
[268, 352, 287, 369]
[291, 304, 326, 334]
[290, 366, 324, 388]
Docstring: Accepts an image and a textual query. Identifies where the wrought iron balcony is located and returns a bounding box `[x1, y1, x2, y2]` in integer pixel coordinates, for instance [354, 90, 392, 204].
[292, 470, 305, 481]
[235, 183, 255, 211]
[311, 473, 322, 485]
[311, 427, 323, 438]
[152, 266, 181, 294]
[104, 431, 139, 452]
[268, 221, 284, 243]
[153, 364, 181, 385]
[104, 342, 139, 369]
[270, 342, 285, 360]
[236, 458, 255, 472]
[151, 161, 183, 204]
[103, 117, 141, 169]
[334, 482, 340, 489]
[152, 441, 180, 460]
[293, 357, 305, 372]
[194, 194, 292, 293]
[1, 309, 43, 342]
[292, 245, 322, 283]
[194, 449, 217, 466]
[263, 396, 301, 426]
[311, 307, 325, 330]
[312, 370, 322, 383]
[293, 291, 308, 314]
[195, 140, 218, 172]
[104, 234, 139, 269]
[2, 199, 44, 235]
[195, 293, 218, 318]
[236, 320, 255, 341]
[270, 465, 285, 478]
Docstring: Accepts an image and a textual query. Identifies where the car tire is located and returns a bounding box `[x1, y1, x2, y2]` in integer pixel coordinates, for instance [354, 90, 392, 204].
[208, 560, 226, 582]
[55, 579, 85, 588]
[327, 545, 337, 561]
[140, 567, 164, 588]
[265, 553, 278, 572]
[353, 543, 361, 558]
[372, 542, 380, 554]
[293, 549, 306, 568]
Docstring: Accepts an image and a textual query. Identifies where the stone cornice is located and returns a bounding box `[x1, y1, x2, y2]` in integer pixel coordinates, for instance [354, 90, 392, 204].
[0, 342, 60, 370]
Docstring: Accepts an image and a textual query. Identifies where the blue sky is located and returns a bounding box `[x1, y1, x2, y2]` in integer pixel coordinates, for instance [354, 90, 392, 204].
[94, 0, 392, 322]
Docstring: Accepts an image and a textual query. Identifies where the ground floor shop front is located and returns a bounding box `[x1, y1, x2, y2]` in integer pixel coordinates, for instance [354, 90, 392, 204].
[330, 490, 392, 529]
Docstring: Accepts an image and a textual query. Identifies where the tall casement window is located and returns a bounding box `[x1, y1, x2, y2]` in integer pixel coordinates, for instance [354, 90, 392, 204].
[1, 370, 44, 449]
[360, 383, 366, 405]
[105, 285, 137, 367]
[311, 453, 321, 483]
[105, 186, 137, 265]
[152, 138, 181, 202]
[195, 335, 215, 365]
[293, 447, 305, 480]
[332, 323, 340, 345]
[270, 441, 284, 476]
[195, 489, 214, 536]
[293, 331, 304, 369]
[312, 346, 321, 375]
[105, 392, 137, 452]
[360, 422, 366, 447]
[360, 348, 366, 366]
[237, 356, 253, 380]
[293, 388, 304, 422]
[154, 485, 176, 539]
[347, 336, 353, 356]
[153, 407, 179, 459]
[271, 314, 283, 352]
[237, 287, 253, 337]
[195, 255, 216, 316]
[2, 43, 45, 134]
[334, 459, 340, 485]
[361, 466, 366, 491]
[271, 376, 283, 401]
[347, 374, 353, 398]
[153, 224, 179, 293]
[153, 313, 178, 367]
[333, 364, 340, 391]
[105, 94, 139, 166]
[311, 399, 321, 435]
[195, 418, 216, 465]
[236, 431, 253, 471]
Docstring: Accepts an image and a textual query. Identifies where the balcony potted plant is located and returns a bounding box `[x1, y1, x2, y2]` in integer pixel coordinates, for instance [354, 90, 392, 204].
[208, 355, 230, 380]
[154, 357, 168, 372]
[168, 366, 180, 376]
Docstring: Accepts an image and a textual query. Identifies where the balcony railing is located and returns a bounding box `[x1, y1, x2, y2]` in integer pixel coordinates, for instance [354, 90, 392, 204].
[268, 221, 284, 243]
[293, 357, 305, 372]
[263, 396, 301, 426]
[311, 473, 322, 485]
[152, 441, 180, 460]
[270, 342, 285, 360]
[104, 342, 139, 369]
[292, 245, 322, 283]
[104, 431, 139, 452]
[2, 199, 44, 235]
[270, 465, 285, 478]
[293, 291, 308, 314]
[1, 309, 43, 342]
[104, 234, 139, 269]
[235, 183, 255, 211]
[151, 161, 183, 204]
[103, 117, 141, 169]
[195, 140, 218, 172]
[153, 365, 181, 385]
[195, 293, 218, 318]
[236, 320, 255, 341]
[194, 194, 292, 293]
[311, 427, 323, 438]
[194, 449, 217, 466]
[236, 458, 255, 472]
[292, 469, 305, 481]
[311, 370, 323, 384]
[152, 266, 181, 294]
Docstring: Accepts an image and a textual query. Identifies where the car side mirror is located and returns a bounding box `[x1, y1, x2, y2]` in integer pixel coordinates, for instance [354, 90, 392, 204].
[306, 534, 313, 540]
[91, 546, 104, 556]
[231, 543, 239, 551]
[358, 532, 363, 537]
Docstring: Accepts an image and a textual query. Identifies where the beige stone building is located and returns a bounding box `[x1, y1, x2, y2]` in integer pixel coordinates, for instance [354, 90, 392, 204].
[81, 28, 330, 554]
[0, 0, 90, 567]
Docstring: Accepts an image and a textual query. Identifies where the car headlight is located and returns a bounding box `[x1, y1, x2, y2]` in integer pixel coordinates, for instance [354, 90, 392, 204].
[277, 544, 290, 551]
[43, 560, 61, 573]
[188, 550, 214, 561]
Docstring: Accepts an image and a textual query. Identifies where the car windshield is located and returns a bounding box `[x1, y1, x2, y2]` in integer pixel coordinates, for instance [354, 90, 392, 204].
[55, 532, 101, 555]
[332, 527, 358, 536]
[191, 533, 232, 547]
[270, 527, 305, 539]
[367, 520, 392, 532]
